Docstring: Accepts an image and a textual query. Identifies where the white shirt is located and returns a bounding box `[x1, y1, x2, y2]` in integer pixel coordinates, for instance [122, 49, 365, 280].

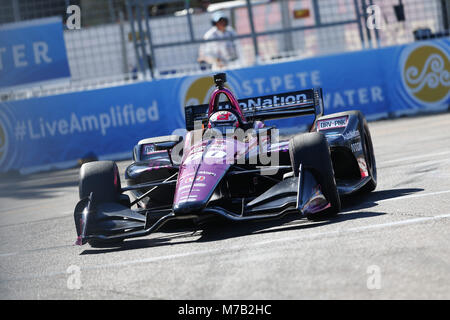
[199, 26, 238, 69]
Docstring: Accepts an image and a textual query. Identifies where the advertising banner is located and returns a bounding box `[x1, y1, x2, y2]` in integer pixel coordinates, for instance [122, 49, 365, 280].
[179, 48, 390, 131]
[0, 17, 71, 88]
[0, 80, 185, 172]
[0, 39, 448, 173]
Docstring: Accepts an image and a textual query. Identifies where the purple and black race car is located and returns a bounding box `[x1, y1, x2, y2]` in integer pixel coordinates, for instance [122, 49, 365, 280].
[74, 73, 376, 247]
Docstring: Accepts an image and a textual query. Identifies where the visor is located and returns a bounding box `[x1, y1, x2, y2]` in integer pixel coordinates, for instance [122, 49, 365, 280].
[208, 123, 236, 135]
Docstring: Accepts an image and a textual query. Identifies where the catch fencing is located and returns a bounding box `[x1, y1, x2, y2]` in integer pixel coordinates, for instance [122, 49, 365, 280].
[0, 0, 448, 100]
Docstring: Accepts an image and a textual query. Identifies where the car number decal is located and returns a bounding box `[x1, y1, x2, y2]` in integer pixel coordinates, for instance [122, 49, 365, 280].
[317, 116, 348, 131]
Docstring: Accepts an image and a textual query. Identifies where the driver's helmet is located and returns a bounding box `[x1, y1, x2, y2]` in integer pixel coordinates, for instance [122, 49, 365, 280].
[208, 110, 239, 135]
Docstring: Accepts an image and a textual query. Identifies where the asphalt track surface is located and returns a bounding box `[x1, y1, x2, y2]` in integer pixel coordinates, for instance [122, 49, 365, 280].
[1, 112, 450, 300]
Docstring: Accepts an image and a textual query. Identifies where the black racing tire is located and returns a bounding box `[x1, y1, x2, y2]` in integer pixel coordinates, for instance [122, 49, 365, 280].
[361, 121, 377, 192]
[79, 161, 121, 202]
[289, 132, 341, 219]
[323, 110, 377, 193]
[79, 161, 124, 247]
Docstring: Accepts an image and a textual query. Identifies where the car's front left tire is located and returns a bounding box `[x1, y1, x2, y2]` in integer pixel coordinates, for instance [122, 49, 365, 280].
[79, 161, 124, 247]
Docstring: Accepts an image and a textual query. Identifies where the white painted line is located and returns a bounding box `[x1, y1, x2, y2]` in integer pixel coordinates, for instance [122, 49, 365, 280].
[0, 252, 17, 257]
[2, 213, 450, 281]
[71, 214, 450, 268]
[242, 213, 450, 247]
[379, 158, 450, 170]
[377, 190, 450, 203]
[381, 150, 450, 165]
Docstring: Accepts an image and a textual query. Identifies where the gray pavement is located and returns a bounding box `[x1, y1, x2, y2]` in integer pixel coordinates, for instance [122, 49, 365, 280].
[1, 112, 450, 299]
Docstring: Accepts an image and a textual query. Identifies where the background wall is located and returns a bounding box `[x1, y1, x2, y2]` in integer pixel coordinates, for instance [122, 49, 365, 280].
[0, 37, 448, 173]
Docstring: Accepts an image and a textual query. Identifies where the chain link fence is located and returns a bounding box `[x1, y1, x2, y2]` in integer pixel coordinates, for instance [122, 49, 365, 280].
[0, 0, 448, 100]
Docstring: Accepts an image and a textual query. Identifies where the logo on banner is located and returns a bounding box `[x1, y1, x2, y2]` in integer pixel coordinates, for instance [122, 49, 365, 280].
[184, 76, 216, 108]
[401, 43, 450, 105]
[180, 75, 240, 118]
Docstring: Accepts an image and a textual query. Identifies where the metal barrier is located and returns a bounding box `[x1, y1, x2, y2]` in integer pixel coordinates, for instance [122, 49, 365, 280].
[127, 0, 449, 76]
[129, 0, 366, 76]
[0, 0, 448, 100]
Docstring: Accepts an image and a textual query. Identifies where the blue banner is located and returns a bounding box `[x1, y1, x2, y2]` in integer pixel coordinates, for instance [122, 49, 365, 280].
[0, 80, 185, 172]
[178, 38, 449, 127]
[0, 39, 448, 173]
[0, 17, 71, 88]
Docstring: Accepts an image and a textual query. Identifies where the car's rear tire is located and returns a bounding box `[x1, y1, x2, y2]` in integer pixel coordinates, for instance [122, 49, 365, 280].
[289, 132, 341, 219]
[79, 161, 124, 247]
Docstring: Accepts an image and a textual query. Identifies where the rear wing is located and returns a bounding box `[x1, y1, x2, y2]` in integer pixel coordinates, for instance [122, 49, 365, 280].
[185, 88, 324, 131]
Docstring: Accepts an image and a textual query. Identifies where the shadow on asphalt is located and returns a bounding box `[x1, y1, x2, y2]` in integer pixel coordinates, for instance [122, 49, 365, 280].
[80, 187, 423, 255]
[0, 168, 81, 200]
[340, 187, 424, 211]
[0, 180, 79, 200]
[0, 161, 131, 201]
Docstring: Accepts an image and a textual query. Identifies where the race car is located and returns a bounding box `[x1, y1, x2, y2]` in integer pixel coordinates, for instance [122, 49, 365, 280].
[74, 73, 376, 247]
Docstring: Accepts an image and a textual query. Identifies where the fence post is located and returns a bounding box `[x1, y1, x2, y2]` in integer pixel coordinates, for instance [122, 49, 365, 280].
[118, 11, 129, 76]
[127, 0, 145, 74]
[185, 0, 195, 42]
[245, 0, 260, 64]
[442, 0, 450, 30]
[12, 0, 20, 21]
[108, 0, 117, 23]
[360, 0, 373, 48]
[136, 2, 151, 78]
[354, 0, 367, 49]
[312, 0, 321, 25]
[369, 0, 381, 48]
[143, 3, 156, 79]
[280, 0, 294, 54]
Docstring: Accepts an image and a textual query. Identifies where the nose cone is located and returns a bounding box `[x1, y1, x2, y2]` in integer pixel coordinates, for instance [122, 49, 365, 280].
[173, 200, 206, 215]
[173, 162, 229, 215]
[173, 138, 235, 215]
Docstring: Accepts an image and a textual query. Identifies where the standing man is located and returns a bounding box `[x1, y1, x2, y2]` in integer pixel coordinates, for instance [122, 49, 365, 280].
[198, 11, 239, 70]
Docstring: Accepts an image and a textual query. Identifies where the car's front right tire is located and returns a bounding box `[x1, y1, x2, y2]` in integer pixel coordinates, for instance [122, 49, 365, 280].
[289, 132, 341, 219]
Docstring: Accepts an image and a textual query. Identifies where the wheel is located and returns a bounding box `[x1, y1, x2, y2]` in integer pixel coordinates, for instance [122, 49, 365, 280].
[79, 161, 124, 246]
[322, 110, 377, 193]
[361, 121, 377, 192]
[289, 132, 341, 219]
[79, 160, 121, 202]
